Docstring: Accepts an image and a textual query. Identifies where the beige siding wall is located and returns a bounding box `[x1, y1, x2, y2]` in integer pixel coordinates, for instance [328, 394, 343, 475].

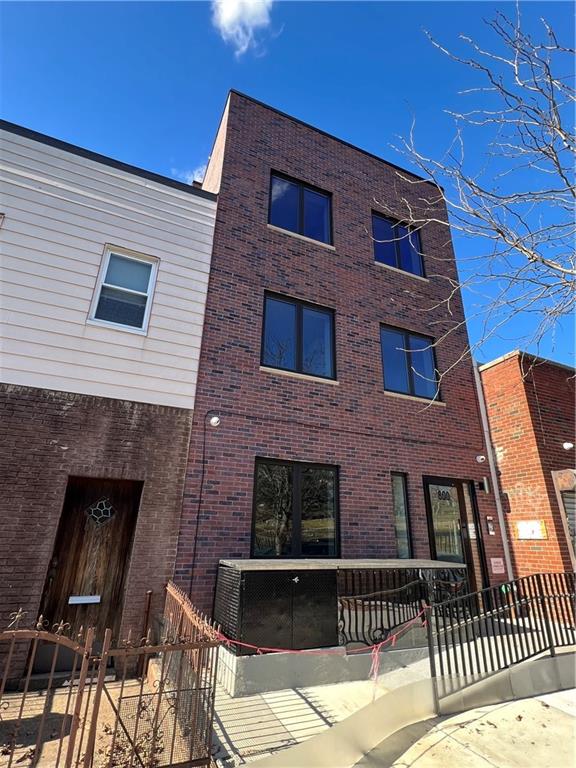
[0, 128, 216, 408]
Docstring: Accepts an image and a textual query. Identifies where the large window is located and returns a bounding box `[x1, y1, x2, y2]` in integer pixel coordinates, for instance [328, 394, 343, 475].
[391, 473, 412, 558]
[91, 247, 158, 332]
[380, 325, 438, 399]
[252, 459, 339, 558]
[269, 173, 332, 245]
[372, 214, 424, 277]
[261, 294, 336, 379]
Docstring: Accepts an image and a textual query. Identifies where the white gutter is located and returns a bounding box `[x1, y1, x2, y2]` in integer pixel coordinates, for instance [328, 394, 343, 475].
[473, 362, 514, 581]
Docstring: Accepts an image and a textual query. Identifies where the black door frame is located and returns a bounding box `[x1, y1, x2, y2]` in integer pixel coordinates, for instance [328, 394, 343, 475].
[423, 475, 485, 592]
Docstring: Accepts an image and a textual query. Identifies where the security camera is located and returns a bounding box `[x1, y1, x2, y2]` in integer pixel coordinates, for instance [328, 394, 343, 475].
[209, 415, 221, 428]
[476, 455, 486, 464]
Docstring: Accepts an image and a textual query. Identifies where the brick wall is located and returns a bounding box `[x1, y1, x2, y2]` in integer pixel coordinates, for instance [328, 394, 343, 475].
[0, 384, 192, 636]
[481, 354, 575, 576]
[176, 92, 506, 611]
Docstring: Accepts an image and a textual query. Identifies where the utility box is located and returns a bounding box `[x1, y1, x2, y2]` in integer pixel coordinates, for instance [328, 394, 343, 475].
[214, 561, 338, 654]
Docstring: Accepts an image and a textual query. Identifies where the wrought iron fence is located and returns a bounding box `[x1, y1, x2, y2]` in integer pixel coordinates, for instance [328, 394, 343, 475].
[0, 584, 220, 768]
[337, 566, 468, 646]
[426, 571, 576, 703]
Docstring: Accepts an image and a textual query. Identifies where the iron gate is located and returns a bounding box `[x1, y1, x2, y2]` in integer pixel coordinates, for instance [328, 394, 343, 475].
[0, 585, 220, 768]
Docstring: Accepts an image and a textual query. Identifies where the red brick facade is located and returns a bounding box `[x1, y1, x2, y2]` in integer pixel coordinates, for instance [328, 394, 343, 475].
[175, 92, 508, 611]
[481, 353, 576, 576]
[0, 384, 192, 637]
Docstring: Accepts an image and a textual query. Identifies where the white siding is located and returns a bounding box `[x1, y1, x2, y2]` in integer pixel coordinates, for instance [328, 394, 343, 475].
[0, 128, 217, 409]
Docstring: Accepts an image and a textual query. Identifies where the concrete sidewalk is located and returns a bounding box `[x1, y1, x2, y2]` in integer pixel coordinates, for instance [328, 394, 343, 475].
[355, 689, 576, 768]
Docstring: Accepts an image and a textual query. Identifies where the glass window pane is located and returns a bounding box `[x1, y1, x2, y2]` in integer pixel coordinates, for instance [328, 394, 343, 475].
[253, 463, 293, 557]
[392, 475, 411, 558]
[301, 467, 337, 556]
[409, 335, 437, 399]
[428, 483, 464, 563]
[105, 254, 152, 293]
[95, 286, 147, 328]
[397, 226, 423, 276]
[372, 216, 397, 267]
[381, 328, 410, 394]
[270, 176, 300, 233]
[262, 297, 297, 371]
[303, 189, 331, 243]
[302, 307, 334, 378]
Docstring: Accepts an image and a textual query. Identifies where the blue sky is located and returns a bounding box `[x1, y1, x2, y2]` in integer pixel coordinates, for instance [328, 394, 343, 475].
[1, 1, 573, 365]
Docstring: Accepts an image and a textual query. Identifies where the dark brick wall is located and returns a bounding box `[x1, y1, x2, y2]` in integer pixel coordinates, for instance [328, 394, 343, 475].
[481, 355, 575, 576]
[176, 92, 506, 611]
[0, 384, 192, 636]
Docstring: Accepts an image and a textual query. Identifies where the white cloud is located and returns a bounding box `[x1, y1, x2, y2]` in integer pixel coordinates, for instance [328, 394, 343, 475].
[212, 0, 274, 57]
[171, 163, 207, 185]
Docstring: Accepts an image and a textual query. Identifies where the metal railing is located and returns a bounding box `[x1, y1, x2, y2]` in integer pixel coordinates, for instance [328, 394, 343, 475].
[338, 566, 468, 645]
[426, 571, 576, 702]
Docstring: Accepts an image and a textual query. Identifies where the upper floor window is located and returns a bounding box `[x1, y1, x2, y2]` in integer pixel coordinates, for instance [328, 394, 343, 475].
[380, 325, 438, 400]
[372, 213, 424, 277]
[91, 247, 158, 332]
[252, 458, 339, 558]
[262, 293, 336, 379]
[269, 173, 332, 245]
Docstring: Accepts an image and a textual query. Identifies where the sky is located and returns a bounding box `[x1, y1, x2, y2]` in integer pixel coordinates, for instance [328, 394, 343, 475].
[1, 0, 574, 366]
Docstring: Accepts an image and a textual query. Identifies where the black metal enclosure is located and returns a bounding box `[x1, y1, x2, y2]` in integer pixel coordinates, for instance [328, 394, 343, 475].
[214, 559, 469, 654]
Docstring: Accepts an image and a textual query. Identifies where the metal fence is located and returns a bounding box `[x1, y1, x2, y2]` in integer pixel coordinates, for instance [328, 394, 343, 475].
[337, 566, 468, 646]
[426, 571, 576, 702]
[0, 584, 220, 768]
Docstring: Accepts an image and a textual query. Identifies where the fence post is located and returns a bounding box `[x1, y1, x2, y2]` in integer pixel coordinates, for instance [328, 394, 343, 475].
[424, 602, 440, 715]
[536, 574, 556, 658]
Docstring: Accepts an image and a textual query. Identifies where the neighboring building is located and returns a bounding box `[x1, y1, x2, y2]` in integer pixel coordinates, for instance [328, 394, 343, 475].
[480, 351, 576, 576]
[0, 121, 217, 642]
[175, 91, 509, 612]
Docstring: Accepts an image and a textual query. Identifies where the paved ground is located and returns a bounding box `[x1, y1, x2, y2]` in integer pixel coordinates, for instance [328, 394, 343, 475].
[355, 689, 576, 768]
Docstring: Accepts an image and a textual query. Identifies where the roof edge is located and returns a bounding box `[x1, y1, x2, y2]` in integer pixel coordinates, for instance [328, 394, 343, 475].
[0, 119, 218, 202]
[478, 349, 575, 374]
[229, 89, 440, 189]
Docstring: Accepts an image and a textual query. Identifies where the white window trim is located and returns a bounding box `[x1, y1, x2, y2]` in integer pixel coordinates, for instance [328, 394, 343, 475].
[88, 245, 159, 335]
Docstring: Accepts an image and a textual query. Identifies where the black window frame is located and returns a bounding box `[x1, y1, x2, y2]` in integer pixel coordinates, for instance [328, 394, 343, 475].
[251, 457, 341, 558]
[261, 292, 337, 380]
[380, 324, 440, 400]
[269, 171, 333, 245]
[371, 212, 425, 277]
[391, 472, 414, 559]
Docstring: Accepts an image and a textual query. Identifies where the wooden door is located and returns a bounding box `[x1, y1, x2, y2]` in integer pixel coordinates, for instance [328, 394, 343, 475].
[40, 477, 142, 638]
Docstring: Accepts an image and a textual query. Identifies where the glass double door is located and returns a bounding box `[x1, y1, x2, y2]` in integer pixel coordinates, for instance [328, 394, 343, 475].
[423, 476, 484, 592]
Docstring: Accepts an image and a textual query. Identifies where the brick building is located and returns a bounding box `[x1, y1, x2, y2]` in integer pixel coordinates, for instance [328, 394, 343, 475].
[175, 91, 509, 612]
[0, 121, 216, 644]
[480, 351, 576, 577]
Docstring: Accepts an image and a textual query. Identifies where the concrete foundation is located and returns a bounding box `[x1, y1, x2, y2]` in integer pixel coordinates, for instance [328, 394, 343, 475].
[217, 642, 430, 697]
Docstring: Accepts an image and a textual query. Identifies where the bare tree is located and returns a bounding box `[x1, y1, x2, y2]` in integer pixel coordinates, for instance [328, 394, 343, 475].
[373, 5, 575, 380]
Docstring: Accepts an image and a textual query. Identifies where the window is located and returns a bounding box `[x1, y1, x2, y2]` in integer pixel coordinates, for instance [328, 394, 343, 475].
[91, 248, 158, 331]
[380, 326, 438, 399]
[269, 173, 332, 244]
[391, 473, 412, 558]
[252, 459, 339, 557]
[262, 294, 336, 379]
[372, 213, 424, 276]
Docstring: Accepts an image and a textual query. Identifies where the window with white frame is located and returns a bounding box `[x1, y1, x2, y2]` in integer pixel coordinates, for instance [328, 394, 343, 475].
[91, 248, 158, 331]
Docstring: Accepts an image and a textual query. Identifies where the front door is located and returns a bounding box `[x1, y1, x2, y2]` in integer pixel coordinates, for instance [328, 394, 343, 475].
[423, 477, 479, 592]
[40, 476, 142, 639]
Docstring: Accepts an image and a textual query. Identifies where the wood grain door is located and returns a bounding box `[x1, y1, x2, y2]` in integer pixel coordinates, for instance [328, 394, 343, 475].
[40, 477, 142, 638]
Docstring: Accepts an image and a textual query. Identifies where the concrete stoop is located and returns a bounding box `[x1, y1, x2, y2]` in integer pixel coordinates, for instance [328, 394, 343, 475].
[250, 650, 575, 768]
